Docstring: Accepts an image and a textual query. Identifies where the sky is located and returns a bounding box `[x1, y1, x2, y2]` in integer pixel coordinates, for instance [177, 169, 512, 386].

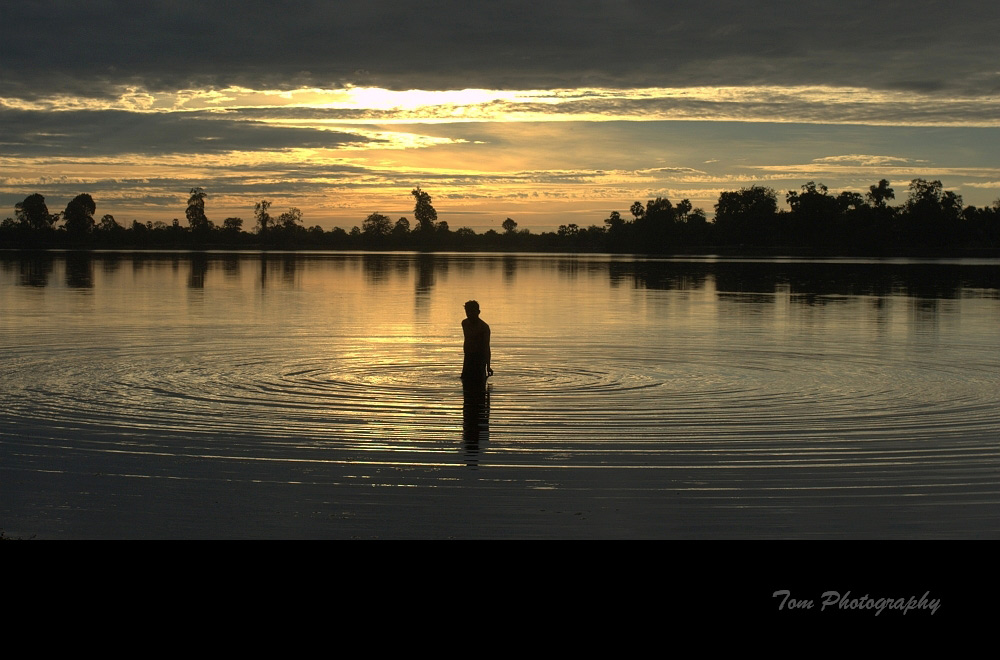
[2, 0, 999, 232]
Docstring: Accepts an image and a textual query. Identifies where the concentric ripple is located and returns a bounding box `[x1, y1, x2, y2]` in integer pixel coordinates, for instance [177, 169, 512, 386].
[2, 253, 1000, 529]
[3, 330, 998, 461]
[3, 253, 1000, 538]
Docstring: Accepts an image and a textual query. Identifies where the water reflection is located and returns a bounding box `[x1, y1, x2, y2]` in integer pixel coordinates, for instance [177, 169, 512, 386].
[101, 253, 122, 275]
[222, 254, 241, 279]
[503, 255, 517, 283]
[15, 253, 54, 287]
[462, 386, 491, 467]
[65, 252, 93, 288]
[2, 253, 996, 302]
[258, 252, 302, 290]
[188, 253, 208, 288]
[609, 260, 709, 290]
[2, 251, 1000, 538]
[414, 253, 437, 317]
[607, 259, 999, 299]
[363, 253, 392, 284]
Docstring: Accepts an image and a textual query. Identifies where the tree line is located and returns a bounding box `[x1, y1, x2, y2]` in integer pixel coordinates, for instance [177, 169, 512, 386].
[2, 181, 998, 255]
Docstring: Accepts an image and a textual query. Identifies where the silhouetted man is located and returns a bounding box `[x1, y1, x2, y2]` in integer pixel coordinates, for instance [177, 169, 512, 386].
[461, 300, 492, 388]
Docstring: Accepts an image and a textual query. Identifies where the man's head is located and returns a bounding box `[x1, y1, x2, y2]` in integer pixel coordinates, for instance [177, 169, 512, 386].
[464, 300, 480, 318]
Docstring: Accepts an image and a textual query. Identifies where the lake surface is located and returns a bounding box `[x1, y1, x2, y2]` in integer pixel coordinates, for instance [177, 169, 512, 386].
[2, 251, 999, 538]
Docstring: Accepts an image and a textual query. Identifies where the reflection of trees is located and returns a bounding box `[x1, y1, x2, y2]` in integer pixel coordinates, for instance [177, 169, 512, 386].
[100, 253, 122, 276]
[222, 254, 240, 279]
[188, 253, 208, 288]
[363, 253, 392, 284]
[556, 258, 580, 279]
[18, 253, 54, 287]
[609, 259, 999, 301]
[65, 252, 93, 288]
[258, 253, 300, 290]
[608, 260, 710, 291]
[394, 256, 410, 279]
[714, 262, 784, 298]
[130, 252, 151, 275]
[908, 298, 945, 336]
[503, 255, 518, 283]
[281, 254, 298, 286]
[414, 253, 439, 318]
[462, 387, 490, 467]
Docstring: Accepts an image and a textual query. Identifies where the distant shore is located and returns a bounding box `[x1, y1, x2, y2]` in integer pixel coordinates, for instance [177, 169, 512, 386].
[5, 180, 998, 257]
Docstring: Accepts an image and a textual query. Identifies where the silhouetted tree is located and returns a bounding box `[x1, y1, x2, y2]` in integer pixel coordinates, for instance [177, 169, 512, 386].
[15, 193, 56, 231]
[685, 208, 709, 235]
[643, 197, 674, 220]
[836, 191, 866, 212]
[786, 182, 839, 217]
[633, 197, 676, 251]
[942, 190, 964, 218]
[97, 214, 121, 232]
[393, 217, 410, 238]
[277, 207, 303, 230]
[963, 199, 1000, 249]
[62, 193, 97, 234]
[604, 211, 624, 231]
[362, 212, 392, 237]
[905, 179, 963, 246]
[455, 227, 476, 243]
[866, 179, 895, 208]
[130, 220, 149, 246]
[906, 179, 947, 214]
[254, 200, 272, 234]
[412, 187, 438, 233]
[857, 179, 898, 250]
[3, 176, 994, 254]
[715, 186, 779, 246]
[259, 206, 304, 246]
[785, 182, 841, 248]
[306, 225, 326, 244]
[629, 201, 645, 221]
[186, 187, 210, 232]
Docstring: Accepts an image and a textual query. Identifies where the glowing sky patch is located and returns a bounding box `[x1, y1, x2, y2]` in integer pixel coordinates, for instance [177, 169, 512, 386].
[7, 84, 1000, 128]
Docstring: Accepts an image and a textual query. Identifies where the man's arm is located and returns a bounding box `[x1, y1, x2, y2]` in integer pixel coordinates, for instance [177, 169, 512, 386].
[486, 324, 493, 374]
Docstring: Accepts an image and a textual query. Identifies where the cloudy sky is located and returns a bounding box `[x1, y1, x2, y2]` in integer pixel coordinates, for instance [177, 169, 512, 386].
[2, 0, 999, 231]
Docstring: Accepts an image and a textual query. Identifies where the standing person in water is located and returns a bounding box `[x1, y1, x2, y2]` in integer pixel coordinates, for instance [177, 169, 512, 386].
[461, 300, 493, 387]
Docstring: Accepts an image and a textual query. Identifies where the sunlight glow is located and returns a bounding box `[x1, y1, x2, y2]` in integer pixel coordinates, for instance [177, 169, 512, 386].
[4, 80, 1000, 232]
[5, 84, 1000, 127]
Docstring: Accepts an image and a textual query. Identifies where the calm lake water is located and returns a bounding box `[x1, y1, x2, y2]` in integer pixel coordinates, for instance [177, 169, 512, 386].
[2, 251, 999, 538]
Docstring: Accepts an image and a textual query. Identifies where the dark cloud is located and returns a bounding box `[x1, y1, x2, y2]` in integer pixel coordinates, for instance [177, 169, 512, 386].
[3, 1, 998, 98]
[0, 108, 371, 156]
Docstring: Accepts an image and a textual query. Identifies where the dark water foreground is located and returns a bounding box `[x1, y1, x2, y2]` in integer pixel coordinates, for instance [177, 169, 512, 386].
[2, 251, 999, 538]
